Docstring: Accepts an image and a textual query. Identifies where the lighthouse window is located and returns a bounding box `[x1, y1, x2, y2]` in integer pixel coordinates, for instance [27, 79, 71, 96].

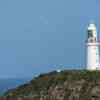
[88, 30, 93, 38]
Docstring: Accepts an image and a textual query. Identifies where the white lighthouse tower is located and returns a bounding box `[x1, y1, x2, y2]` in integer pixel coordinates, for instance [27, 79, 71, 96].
[86, 23, 100, 70]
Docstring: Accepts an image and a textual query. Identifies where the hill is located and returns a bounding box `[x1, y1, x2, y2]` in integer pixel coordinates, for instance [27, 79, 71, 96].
[4, 70, 100, 100]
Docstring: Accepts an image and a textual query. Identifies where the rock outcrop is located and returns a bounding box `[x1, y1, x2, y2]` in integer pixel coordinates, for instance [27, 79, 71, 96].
[4, 70, 100, 100]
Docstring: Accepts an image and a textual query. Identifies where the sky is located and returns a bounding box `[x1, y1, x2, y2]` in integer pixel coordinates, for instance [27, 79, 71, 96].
[0, 0, 100, 78]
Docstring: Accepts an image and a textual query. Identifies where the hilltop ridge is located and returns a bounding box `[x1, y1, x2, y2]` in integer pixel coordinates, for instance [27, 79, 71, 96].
[4, 70, 100, 100]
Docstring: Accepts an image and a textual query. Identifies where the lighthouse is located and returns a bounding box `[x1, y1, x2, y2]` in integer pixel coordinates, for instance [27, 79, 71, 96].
[86, 23, 100, 70]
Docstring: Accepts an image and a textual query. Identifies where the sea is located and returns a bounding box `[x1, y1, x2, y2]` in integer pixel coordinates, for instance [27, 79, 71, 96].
[0, 78, 31, 96]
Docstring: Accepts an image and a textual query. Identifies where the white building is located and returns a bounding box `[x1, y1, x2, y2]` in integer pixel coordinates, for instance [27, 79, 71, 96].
[86, 23, 100, 70]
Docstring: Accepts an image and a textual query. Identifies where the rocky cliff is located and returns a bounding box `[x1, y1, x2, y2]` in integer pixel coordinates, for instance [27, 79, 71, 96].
[4, 70, 100, 100]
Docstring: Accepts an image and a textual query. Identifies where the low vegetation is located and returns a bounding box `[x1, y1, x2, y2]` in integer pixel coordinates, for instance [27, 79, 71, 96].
[4, 70, 100, 100]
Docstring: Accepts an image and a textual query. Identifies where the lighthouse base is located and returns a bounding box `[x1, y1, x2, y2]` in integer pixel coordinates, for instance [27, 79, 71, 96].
[86, 66, 100, 70]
